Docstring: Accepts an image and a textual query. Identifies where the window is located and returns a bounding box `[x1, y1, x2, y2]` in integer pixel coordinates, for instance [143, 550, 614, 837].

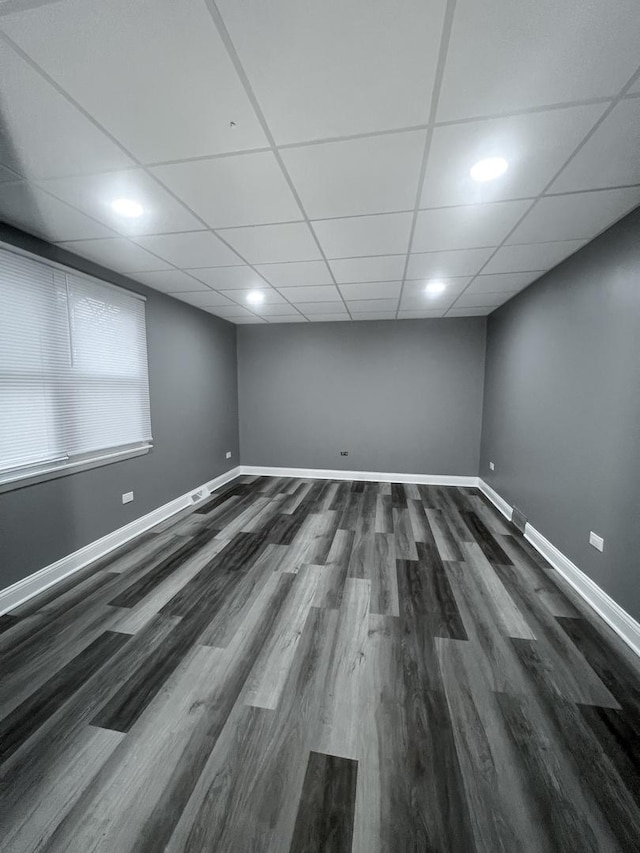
[0, 244, 152, 488]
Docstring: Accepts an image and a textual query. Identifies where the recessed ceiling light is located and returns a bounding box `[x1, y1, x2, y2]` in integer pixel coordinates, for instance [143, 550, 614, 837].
[111, 198, 144, 218]
[246, 290, 265, 305]
[425, 280, 447, 296]
[470, 157, 509, 183]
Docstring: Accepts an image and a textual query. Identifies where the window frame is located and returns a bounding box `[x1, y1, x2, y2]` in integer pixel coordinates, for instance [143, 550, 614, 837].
[0, 241, 153, 493]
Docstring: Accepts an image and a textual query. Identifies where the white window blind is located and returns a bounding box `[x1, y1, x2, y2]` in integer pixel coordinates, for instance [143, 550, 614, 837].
[0, 245, 152, 485]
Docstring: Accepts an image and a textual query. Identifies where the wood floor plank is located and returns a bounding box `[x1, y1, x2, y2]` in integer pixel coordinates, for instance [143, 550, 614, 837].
[556, 616, 640, 713]
[374, 494, 393, 534]
[107, 528, 221, 608]
[426, 507, 464, 561]
[245, 565, 324, 710]
[460, 511, 514, 565]
[396, 548, 468, 641]
[165, 605, 339, 853]
[392, 507, 418, 560]
[460, 542, 535, 640]
[289, 751, 358, 853]
[495, 691, 620, 852]
[436, 636, 545, 853]
[2, 476, 640, 853]
[312, 528, 355, 611]
[0, 630, 129, 765]
[107, 572, 298, 853]
[511, 637, 640, 851]
[369, 532, 399, 617]
[491, 566, 619, 707]
[0, 725, 124, 853]
[315, 578, 370, 760]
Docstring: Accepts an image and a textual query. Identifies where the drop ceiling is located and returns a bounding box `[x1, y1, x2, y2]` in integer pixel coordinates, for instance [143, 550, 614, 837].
[0, 0, 638, 324]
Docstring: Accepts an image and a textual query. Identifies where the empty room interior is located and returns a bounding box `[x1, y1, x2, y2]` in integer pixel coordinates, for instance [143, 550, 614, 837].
[1, 1, 640, 851]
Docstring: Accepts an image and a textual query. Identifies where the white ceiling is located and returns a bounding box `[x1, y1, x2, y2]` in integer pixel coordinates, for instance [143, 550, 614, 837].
[0, 0, 638, 324]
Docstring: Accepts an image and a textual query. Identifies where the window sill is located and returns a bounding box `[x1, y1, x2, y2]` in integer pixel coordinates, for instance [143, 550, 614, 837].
[0, 444, 152, 494]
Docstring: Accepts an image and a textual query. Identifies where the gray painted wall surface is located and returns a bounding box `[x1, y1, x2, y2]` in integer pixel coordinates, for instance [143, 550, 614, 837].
[237, 318, 486, 476]
[0, 224, 239, 589]
[480, 207, 640, 621]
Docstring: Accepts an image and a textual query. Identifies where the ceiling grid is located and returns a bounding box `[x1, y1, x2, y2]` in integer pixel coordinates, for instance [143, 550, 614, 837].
[0, 0, 638, 323]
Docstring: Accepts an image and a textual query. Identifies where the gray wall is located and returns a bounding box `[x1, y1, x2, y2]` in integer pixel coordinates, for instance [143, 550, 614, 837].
[480, 206, 640, 621]
[0, 223, 239, 589]
[237, 318, 486, 476]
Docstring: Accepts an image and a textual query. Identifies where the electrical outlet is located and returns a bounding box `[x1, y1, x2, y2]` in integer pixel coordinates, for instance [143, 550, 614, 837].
[489, 461, 495, 471]
[589, 531, 604, 552]
[225, 451, 232, 459]
[122, 491, 134, 504]
[340, 451, 349, 456]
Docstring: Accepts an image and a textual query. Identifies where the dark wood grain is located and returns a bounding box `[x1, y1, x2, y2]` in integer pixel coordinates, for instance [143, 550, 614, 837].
[289, 751, 358, 853]
[0, 630, 129, 763]
[1, 475, 639, 853]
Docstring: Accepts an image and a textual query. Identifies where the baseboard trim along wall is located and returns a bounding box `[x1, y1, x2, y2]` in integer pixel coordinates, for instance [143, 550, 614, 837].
[478, 479, 640, 660]
[3, 464, 638, 663]
[0, 466, 241, 615]
[239, 465, 480, 487]
[0, 465, 478, 614]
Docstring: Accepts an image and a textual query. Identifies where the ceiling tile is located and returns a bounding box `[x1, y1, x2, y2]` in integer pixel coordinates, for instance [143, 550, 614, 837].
[266, 316, 309, 323]
[233, 317, 269, 324]
[469, 272, 542, 293]
[397, 309, 446, 319]
[307, 315, 351, 322]
[151, 152, 302, 228]
[413, 201, 530, 252]
[421, 104, 606, 207]
[299, 302, 348, 315]
[338, 281, 402, 300]
[56, 237, 171, 273]
[279, 285, 342, 303]
[344, 299, 398, 313]
[219, 288, 286, 305]
[437, 0, 640, 121]
[400, 292, 458, 311]
[187, 266, 266, 289]
[402, 278, 471, 300]
[216, 0, 446, 144]
[132, 270, 209, 293]
[446, 306, 495, 316]
[550, 100, 640, 193]
[506, 188, 640, 244]
[171, 290, 236, 308]
[349, 312, 397, 321]
[329, 255, 406, 283]
[252, 303, 302, 316]
[218, 223, 322, 264]
[281, 132, 425, 218]
[406, 247, 494, 279]
[1, 0, 267, 162]
[483, 240, 586, 274]
[313, 212, 412, 259]
[0, 38, 133, 180]
[255, 260, 333, 287]
[134, 231, 240, 268]
[204, 305, 258, 319]
[0, 183, 115, 242]
[38, 169, 202, 236]
[453, 291, 513, 308]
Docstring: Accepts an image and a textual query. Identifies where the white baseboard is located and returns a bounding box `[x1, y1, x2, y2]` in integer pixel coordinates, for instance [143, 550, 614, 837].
[477, 480, 513, 521]
[479, 479, 640, 660]
[0, 466, 241, 615]
[240, 465, 480, 488]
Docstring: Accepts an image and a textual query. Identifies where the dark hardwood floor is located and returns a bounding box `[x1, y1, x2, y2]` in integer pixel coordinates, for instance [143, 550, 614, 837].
[1, 475, 640, 852]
